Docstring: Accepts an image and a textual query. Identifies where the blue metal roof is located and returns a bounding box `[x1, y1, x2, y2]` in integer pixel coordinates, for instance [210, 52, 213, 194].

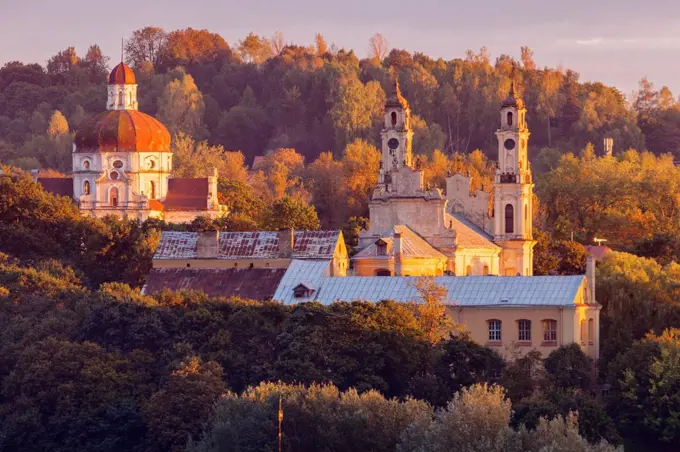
[274, 263, 585, 307]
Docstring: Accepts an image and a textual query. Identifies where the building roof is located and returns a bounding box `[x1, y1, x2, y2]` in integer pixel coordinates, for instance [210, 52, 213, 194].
[274, 273, 586, 307]
[385, 77, 409, 109]
[154, 230, 341, 260]
[164, 178, 211, 211]
[37, 177, 73, 198]
[448, 213, 500, 250]
[142, 267, 286, 300]
[353, 225, 446, 260]
[273, 260, 332, 300]
[74, 110, 171, 153]
[109, 62, 136, 85]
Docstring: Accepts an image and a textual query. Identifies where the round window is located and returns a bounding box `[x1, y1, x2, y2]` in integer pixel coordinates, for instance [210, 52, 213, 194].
[388, 138, 400, 150]
[109, 171, 119, 180]
[504, 139, 516, 150]
[147, 160, 156, 169]
[83, 160, 90, 169]
[113, 160, 124, 169]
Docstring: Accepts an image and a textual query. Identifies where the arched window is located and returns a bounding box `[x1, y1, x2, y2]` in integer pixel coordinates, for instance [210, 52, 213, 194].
[505, 204, 514, 234]
[524, 203, 528, 222]
[518, 319, 531, 341]
[83, 180, 90, 196]
[83, 160, 90, 169]
[580, 319, 586, 343]
[117, 89, 123, 106]
[466, 265, 472, 276]
[391, 111, 397, 126]
[128, 91, 133, 105]
[507, 111, 513, 126]
[588, 318, 594, 343]
[482, 265, 489, 276]
[488, 319, 502, 341]
[148, 181, 156, 200]
[109, 187, 119, 207]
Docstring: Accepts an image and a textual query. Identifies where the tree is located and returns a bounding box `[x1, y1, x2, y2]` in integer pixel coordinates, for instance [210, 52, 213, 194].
[47, 110, 69, 136]
[171, 133, 238, 178]
[413, 278, 454, 345]
[143, 358, 225, 452]
[270, 31, 286, 56]
[261, 197, 320, 230]
[46, 47, 80, 76]
[238, 32, 273, 64]
[160, 28, 233, 69]
[369, 33, 389, 62]
[157, 72, 207, 139]
[544, 344, 594, 391]
[314, 33, 328, 56]
[81, 44, 110, 82]
[125, 27, 168, 68]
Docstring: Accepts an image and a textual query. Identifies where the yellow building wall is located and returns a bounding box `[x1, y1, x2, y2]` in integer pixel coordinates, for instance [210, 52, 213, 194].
[449, 302, 599, 360]
[352, 257, 447, 276]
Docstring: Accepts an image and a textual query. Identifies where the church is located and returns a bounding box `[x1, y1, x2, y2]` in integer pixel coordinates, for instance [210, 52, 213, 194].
[146, 79, 601, 361]
[353, 80, 533, 277]
[38, 62, 224, 222]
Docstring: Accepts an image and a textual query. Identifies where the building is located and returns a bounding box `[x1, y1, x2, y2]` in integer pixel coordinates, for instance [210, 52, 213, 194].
[143, 229, 349, 299]
[38, 62, 224, 222]
[144, 78, 601, 360]
[354, 80, 534, 277]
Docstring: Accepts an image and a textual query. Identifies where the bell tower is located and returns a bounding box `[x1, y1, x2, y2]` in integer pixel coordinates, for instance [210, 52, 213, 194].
[493, 81, 535, 276]
[379, 77, 413, 184]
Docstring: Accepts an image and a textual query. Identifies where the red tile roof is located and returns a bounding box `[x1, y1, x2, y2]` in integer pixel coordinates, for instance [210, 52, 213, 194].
[74, 110, 171, 153]
[143, 267, 286, 299]
[154, 230, 341, 259]
[109, 62, 136, 85]
[38, 177, 73, 198]
[164, 178, 210, 211]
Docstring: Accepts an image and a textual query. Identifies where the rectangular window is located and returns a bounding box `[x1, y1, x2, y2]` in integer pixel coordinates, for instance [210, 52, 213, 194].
[543, 319, 557, 342]
[518, 319, 531, 341]
[488, 320, 502, 341]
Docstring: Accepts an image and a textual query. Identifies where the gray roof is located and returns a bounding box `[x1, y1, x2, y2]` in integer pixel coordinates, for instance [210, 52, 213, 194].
[274, 268, 586, 307]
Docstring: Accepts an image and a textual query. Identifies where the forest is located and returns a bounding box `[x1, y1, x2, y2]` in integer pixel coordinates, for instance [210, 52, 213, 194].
[2, 26, 680, 451]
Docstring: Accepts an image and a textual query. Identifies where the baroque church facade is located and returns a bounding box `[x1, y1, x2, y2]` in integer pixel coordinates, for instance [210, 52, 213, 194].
[38, 62, 224, 222]
[353, 80, 535, 277]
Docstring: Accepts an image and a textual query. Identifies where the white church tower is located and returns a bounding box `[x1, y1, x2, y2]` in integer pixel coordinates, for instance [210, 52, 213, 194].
[493, 81, 535, 276]
[379, 77, 413, 184]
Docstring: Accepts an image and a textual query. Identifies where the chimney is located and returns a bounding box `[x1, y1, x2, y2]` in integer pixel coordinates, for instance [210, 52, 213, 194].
[394, 231, 403, 276]
[278, 228, 294, 258]
[586, 255, 596, 304]
[196, 230, 219, 259]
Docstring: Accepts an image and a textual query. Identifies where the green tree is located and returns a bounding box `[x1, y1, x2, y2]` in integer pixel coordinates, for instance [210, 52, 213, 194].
[544, 344, 594, 391]
[157, 73, 207, 139]
[261, 196, 320, 231]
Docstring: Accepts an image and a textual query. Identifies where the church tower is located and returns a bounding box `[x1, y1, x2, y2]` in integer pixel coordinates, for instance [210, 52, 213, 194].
[379, 78, 413, 184]
[493, 82, 535, 275]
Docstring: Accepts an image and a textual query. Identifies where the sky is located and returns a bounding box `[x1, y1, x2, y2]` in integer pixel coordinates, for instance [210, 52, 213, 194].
[1, 0, 680, 96]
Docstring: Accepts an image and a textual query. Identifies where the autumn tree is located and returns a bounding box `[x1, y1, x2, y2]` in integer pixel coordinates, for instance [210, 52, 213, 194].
[261, 196, 320, 230]
[413, 277, 454, 345]
[238, 32, 273, 64]
[157, 72, 207, 139]
[160, 28, 233, 69]
[171, 133, 242, 178]
[369, 33, 389, 62]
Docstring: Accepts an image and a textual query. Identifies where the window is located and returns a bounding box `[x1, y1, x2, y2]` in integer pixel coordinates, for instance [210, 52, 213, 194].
[376, 239, 387, 256]
[391, 111, 397, 126]
[518, 319, 531, 341]
[466, 265, 472, 276]
[543, 319, 557, 342]
[109, 171, 119, 180]
[588, 318, 595, 344]
[83, 160, 90, 169]
[109, 187, 119, 207]
[507, 111, 513, 126]
[505, 204, 514, 234]
[525, 204, 528, 222]
[147, 181, 156, 200]
[113, 160, 124, 169]
[117, 89, 123, 106]
[580, 319, 586, 343]
[376, 269, 391, 276]
[83, 180, 90, 195]
[488, 320, 502, 341]
[293, 284, 313, 298]
[483, 265, 489, 276]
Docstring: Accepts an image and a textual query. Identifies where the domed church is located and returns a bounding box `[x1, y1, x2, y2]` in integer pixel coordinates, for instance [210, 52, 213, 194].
[38, 62, 224, 222]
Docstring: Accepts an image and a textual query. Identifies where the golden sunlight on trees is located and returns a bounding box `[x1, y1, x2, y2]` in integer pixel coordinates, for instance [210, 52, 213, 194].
[413, 277, 456, 345]
[157, 72, 207, 139]
[171, 133, 247, 179]
[47, 110, 68, 137]
[238, 32, 273, 64]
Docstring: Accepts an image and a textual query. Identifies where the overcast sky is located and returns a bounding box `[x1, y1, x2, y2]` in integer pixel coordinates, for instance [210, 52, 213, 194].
[2, 0, 679, 96]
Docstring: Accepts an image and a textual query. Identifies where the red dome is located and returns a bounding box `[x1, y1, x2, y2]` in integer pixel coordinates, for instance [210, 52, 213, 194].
[109, 62, 136, 85]
[74, 110, 171, 153]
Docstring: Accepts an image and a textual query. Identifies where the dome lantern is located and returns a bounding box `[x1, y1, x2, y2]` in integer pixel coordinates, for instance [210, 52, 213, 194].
[107, 62, 138, 111]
